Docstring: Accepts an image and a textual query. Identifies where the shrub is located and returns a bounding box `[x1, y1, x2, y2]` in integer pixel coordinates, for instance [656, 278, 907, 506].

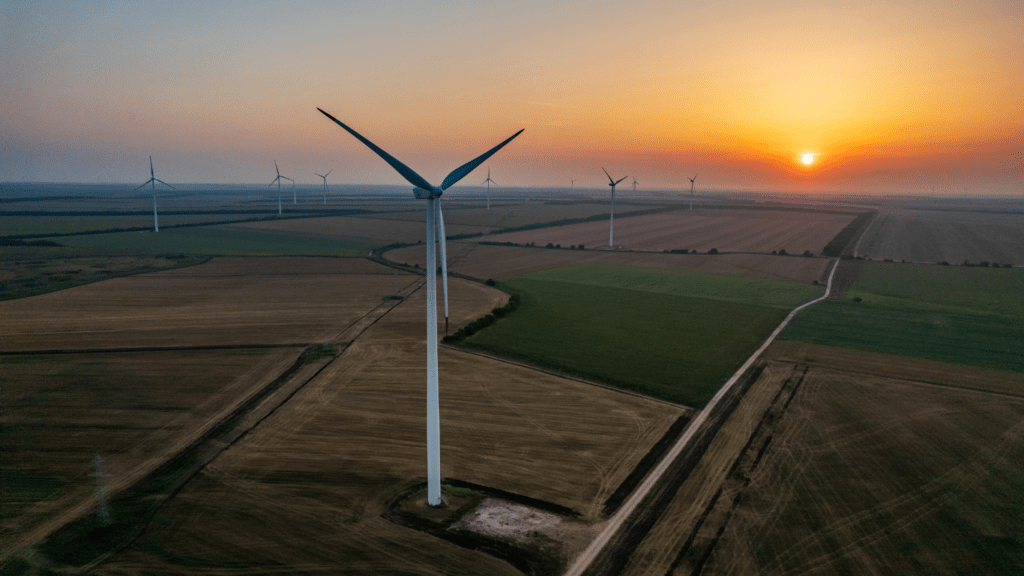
[778, 249, 788, 256]
[545, 243, 554, 249]
[708, 248, 719, 254]
[852, 296, 863, 302]
[803, 250, 814, 257]
[485, 278, 496, 286]
[578, 244, 584, 250]
[555, 244, 561, 249]
[938, 261, 949, 265]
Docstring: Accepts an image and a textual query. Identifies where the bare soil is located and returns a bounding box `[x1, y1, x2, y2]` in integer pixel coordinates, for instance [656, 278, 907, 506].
[857, 207, 1024, 264]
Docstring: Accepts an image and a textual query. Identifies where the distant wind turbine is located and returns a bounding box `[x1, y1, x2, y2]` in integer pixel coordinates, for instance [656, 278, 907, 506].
[481, 168, 498, 210]
[135, 156, 174, 232]
[318, 107, 523, 507]
[315, 170, 333, 205]
[688, 173, 698, 211]
[570, 178, 575, 191]
[269, 161, 293, 215]
[603, 168, 628, 247]
[632, 177, 639, 192]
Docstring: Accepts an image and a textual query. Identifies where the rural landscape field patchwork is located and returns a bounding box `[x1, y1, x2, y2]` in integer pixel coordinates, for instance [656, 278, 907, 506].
[2, 190, 1022, 576]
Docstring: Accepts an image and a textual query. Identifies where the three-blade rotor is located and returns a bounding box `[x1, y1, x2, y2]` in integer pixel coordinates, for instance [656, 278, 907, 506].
[603, 167, 628, 187]
[135, 156, 175, 192]
[317, 108, 522, 196]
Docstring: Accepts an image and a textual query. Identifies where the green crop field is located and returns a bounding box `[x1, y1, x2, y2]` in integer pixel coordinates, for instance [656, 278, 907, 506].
[783, 262, 1024, 372]
[55, 226, 374, 257]
[460, 265, 822, 407]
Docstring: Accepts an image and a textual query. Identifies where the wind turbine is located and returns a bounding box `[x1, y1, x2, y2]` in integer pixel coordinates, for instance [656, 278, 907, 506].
[603, 168, 628, 247]
[318, 107, 523, 507]
[269, 161, 293, 215]
[688, 173, 698, 211]
[135, 156, 174, 232]
[315, 170, 333, 205]
[481, 168, 498, 210]
[570, 178, 575, 191]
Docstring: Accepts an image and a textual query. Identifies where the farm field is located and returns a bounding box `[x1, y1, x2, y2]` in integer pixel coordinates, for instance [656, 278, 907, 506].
[481, 209, 857, 254]
[857, 206, 1024, 265]
[782, 261, 1024, 372]
[385, 242, 833, 284]
[0, 257, 415, 351]
[0, 254, 209, 301]
[1, 347, 304, 553]
[357, 201, 629, 229]
[0, 213, 298, 237]
[459, 265, 822, 406]
[54, 225, 375, 257]
[228, 214, 496, 243]
[699, 353, 1024, 576]
[86, 276, 685, 575]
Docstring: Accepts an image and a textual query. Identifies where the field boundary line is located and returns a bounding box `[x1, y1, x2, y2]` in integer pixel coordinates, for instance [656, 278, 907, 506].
[565, 257, 838, 576]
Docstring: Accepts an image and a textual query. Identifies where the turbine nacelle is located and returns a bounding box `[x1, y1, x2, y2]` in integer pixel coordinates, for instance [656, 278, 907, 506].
[413, 187, 443, 200]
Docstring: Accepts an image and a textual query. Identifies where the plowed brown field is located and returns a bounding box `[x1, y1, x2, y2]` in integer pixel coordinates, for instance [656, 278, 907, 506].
[228, 215, 495, 243]
[857, 207, 1024, 264]
[0, 257, 416, 351]
[386, 242, 832, 284]
[95, 278, 685, 575]
[614, 342, 1024, 576]
[481, 210, 855, 254]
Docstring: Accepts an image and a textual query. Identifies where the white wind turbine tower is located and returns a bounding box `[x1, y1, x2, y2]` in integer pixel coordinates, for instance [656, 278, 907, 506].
[135, 156, 174, 232]
[688, 173, 698, 211]
[603, 168, 628, 247]
[315, 170, 333, 205]
[481, 167, 497, 210]
[570, 178, 575, 191]
[318, 107, 523, 507]
[269, 161, 293, 215]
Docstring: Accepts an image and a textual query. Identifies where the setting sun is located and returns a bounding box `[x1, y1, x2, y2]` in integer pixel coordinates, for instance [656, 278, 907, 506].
[801, 153, 815, 165]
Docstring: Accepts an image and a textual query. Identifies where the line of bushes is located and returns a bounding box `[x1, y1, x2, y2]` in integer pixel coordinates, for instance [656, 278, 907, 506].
[442, 284, 521, 344]
[488, 205, 682, 235]
[821, 209, 877, 257]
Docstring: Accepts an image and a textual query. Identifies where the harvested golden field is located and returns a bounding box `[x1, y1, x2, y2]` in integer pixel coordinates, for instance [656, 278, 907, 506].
[857, 207, 1024, 265]
[1, 347, 303, 553]
[386, 242, 831, 284]
[693, 348, 1024, 576]
[0, 257, 415, 351]
[227, 214, 495, 243]
[482, 210, 855, 254]
[95, 278, 686, 575]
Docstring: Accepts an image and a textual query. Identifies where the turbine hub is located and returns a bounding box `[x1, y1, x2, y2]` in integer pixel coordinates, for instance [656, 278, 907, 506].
[413, 187, 442, 199]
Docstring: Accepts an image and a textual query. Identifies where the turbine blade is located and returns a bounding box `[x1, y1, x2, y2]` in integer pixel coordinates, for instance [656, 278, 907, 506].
[149, 156, 154, 178]
[282, 176, 294, 182]
[134, 178, 154, 191]
[275, 161, 280, 177]
[269, 177, 278, 187]
[614, 176, 628, 186]
[440, 128, 524, 191]
[318, 108, 434, 191]
[154, 179, 175, 189]
[325, 169, 332, 177]
[602, 167, 614, 184]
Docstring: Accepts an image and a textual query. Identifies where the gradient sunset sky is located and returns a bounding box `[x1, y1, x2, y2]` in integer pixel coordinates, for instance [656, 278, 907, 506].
[2, 0, 1022, 194]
